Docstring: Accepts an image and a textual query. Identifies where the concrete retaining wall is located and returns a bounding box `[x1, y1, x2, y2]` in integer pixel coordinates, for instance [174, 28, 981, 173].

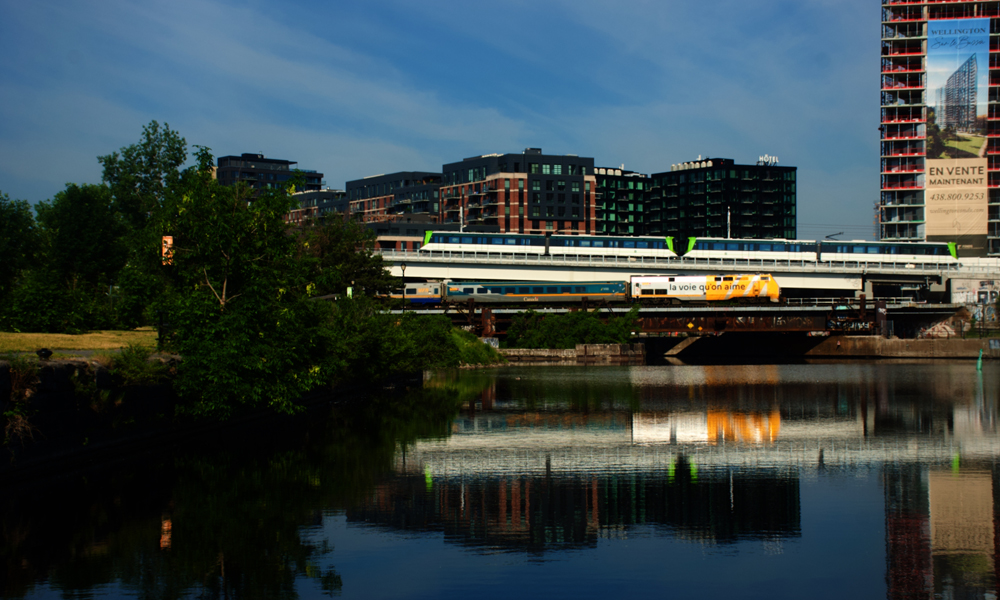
[501, 344, 645, 365]
[805, 336, 995, 358]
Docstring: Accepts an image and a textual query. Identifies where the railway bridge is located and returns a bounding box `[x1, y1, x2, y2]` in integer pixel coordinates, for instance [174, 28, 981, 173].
[378, 249, 987, 337]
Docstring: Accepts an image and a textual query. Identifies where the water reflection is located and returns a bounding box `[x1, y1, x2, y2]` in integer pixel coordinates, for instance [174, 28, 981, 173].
[3, 363, 1000, 599]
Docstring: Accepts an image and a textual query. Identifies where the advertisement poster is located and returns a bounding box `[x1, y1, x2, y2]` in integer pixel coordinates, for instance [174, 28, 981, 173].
[926, 18, 990, 256]
[925, 157, 988, 254]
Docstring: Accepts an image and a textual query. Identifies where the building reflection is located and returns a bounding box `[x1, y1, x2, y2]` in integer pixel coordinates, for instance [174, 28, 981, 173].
[885, 465, 1000, 599]
[347, 460, 801, 554]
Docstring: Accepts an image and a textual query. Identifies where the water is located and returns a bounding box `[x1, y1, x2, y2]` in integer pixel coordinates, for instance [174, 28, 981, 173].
[4, 362, 1000, 599]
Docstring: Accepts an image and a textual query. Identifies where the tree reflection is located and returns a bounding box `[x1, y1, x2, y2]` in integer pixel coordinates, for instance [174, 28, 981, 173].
[2, 383, 470, 599]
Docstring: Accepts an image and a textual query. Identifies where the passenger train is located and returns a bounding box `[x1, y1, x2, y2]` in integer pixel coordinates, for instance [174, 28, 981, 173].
[395, 274, 780, 305]
[418, 232, 959, 266]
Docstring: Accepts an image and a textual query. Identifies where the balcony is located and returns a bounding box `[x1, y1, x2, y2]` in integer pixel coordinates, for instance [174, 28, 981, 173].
[881, 182, 923, 190]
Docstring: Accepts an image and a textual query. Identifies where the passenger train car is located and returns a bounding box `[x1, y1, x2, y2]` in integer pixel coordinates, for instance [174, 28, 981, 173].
[443, 281, 627, 304]
[420, 232, 680, 258]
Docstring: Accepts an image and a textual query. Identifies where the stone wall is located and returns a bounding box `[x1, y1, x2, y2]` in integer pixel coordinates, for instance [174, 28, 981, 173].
[501, 344, 645, 365]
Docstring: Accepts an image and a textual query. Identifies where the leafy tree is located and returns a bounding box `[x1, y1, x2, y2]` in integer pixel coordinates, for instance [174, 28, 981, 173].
[300, 216, 397, 297]
[35, 183, 127, 289]
[1, 184, 127, 332]
[98, 121, 187, 233]
[159, 148, 331, 417]
[0, 192, 37, 302]
[98, 122, 188, 327]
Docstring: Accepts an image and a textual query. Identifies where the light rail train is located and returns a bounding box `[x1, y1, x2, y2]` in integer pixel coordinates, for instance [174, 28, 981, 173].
[418, 232, 959, 266]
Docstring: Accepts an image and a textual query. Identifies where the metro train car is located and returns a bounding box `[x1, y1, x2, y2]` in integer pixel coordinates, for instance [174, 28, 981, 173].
[815, 240, 957, 265]
[681, 238, 819, 262]
[631, 274, 780, 303]
[420, 231, 680, 258]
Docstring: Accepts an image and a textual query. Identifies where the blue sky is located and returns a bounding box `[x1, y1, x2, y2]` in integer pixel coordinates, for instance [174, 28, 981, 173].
[0, 0, 877, 239]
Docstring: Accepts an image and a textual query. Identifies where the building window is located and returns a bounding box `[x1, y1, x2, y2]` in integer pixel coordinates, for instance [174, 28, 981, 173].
[553, 164, 563, 175]
[505, 179, 510, 190]
[586, 182, 591, 192]
[557, 181, 566, 190]
[533, 192, 540, 203]
[518, 179, 525, 190]
[571, 181, 580, 193]
[546, 206, 554, 217]
[533, 180, 542, 191]
[530, 164, 540, 174]
[572, 194, 580, 204]
[542, 164, 551, 175]
[532, 206, 540, 217]
[546, 180, 553, 191]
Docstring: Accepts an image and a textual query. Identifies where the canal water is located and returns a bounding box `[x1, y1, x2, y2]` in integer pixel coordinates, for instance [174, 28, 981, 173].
[4, 362, 1000, 599]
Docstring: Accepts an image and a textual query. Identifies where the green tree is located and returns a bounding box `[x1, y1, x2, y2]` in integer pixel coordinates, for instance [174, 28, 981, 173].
[300, 217, 397, 297]
[0, 192, 37, 302]
[35, 183, 127, 290]
[159, 148, 331, 417]
[98, 121, 188, 327]
[1, 184, 127, 332]
[98, 121, 187, 233]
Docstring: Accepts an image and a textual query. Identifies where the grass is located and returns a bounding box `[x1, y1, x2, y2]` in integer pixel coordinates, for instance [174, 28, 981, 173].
[943, 134, 986, 158]
[0, 328, 158, 354]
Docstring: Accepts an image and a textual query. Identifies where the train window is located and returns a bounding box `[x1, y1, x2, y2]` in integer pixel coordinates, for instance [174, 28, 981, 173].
[654, 289, 667, 295]
[636, 242, 649, 249]
[506, 238, 516, 245]
[641, 289, 654, 296]
[593, 241, 604, 247]
[406, 288, 418, 294]
[726, 243, 738, 251]
[491, 238, 503, 245]
[574, 287, 585, 293]
[714, 277, 722, 282]
[624, 241, 636, 248]
[668, 278, 675, 282]
[449, 237, 460, 243]
[759, 244, 772, 252]
[762, 277, 770, 281]
[712, 242, 726, 250]
[868, 246, 879, 254]
[723, 277, 733, 281]
[560, 287, 571, 293]
[533, 287, 544, 294]
[547, 287, 558, 294]
[772, 243, 785, 251]
[580, 240, 591, 247]
[477, 288, 488, 293]
[463, 288, 473, 293]
[852, 245, 865, 254]
[518, 287, 529, 294]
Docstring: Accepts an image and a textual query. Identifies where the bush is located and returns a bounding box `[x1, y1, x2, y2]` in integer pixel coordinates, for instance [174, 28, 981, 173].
[505, 306, 639, 349]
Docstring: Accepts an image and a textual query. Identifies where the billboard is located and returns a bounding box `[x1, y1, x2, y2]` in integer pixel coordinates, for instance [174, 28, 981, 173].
[925, 18, 990, 256]
[926, 18, 989, 158]
[925, 158, 988, 254]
